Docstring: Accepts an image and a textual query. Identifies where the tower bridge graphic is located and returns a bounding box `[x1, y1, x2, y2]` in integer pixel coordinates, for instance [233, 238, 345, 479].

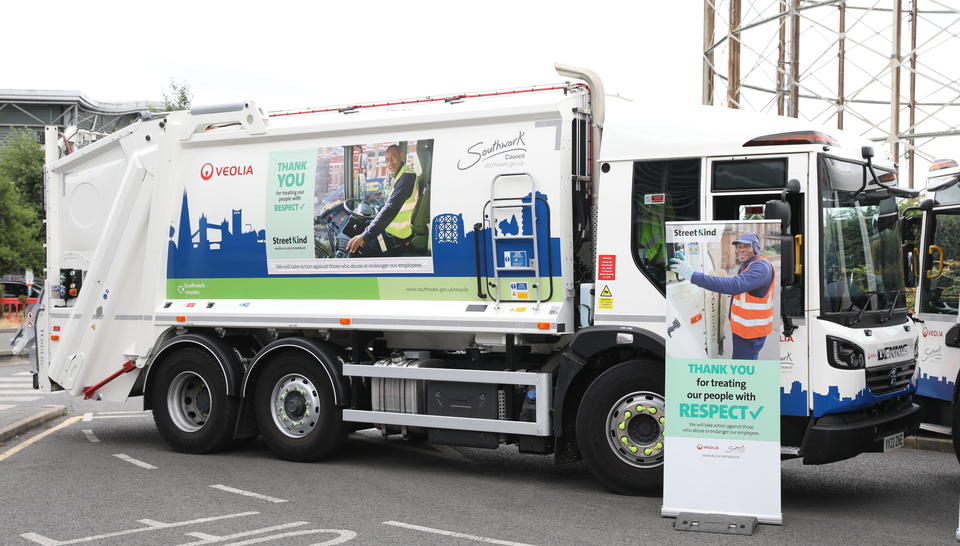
[168, 192, 267, 278]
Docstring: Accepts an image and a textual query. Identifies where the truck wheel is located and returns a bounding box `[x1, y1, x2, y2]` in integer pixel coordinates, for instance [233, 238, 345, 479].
[576, 360, 665, 495]
[151, 347, 239, 453]
[254, 353, 345, 462]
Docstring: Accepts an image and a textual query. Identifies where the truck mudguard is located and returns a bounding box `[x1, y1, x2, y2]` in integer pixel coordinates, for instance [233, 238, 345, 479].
[241, 337, 348, 406]
[143, 333, 244, 409]
[552, 325, 665, 435]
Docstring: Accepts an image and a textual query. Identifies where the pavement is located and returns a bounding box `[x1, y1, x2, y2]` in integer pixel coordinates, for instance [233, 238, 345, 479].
[0, 352, 955, 454]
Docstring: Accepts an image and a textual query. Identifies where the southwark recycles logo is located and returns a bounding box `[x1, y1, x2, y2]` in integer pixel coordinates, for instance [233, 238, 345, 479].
[200, 162, 254, 181]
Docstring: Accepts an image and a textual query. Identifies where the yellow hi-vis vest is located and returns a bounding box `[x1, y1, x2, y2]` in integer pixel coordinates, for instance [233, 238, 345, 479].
[384, 165, 419, 239]
[730, 257, 776, 339]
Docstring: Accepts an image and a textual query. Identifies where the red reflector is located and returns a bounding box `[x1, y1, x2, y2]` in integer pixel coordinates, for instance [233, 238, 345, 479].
[68, 288, 77, 297]
[690, 313, 703, 324]
[51, 335, 60, 341]
[52, 325, 61, 332]
[175, 316, 187, 323]
[930, 159, 958, 171]
[744, 131, 838, 147]
[339, 318, 351, 325]
[537, 322, 551, 330]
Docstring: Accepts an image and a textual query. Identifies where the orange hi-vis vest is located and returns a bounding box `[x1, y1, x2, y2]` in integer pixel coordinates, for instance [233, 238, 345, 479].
[730, 257, 776, 339]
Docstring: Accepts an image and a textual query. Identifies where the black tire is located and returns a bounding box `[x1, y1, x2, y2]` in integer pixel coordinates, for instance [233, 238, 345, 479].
[254, 353, 345, 462]
[150, 347, 240, 454]
[576, 360, 665, 495]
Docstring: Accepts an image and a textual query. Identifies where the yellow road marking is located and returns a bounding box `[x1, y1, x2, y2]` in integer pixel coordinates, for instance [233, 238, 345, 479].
[0, 415, 82, 463]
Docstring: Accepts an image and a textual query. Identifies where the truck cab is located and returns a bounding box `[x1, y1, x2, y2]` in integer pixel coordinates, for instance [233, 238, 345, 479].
[594, 101, 920, 465]
[905, 159, 960, 461]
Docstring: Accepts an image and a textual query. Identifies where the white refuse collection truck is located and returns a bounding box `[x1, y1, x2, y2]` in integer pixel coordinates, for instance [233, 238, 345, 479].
[36, 65, 921, 493]
[903, 159, 960, 462]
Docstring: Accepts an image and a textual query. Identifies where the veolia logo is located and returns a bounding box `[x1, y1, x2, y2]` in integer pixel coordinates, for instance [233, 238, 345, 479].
[200, 162, 253, 180]
[200, 163, 214, 180]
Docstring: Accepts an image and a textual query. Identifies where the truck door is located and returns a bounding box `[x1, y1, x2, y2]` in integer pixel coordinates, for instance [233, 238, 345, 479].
[915, 207, 960, 432]
[705, 154, 809, 418]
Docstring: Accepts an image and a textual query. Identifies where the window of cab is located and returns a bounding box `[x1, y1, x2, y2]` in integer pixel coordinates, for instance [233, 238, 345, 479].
[712, 158, 787, 191]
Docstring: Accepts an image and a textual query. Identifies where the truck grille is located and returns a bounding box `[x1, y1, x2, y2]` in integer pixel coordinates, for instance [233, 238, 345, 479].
[865, 360, 916, 395]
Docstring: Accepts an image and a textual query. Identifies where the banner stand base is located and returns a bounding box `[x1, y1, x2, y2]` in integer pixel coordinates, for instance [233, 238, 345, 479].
[673, 513, 758, 536]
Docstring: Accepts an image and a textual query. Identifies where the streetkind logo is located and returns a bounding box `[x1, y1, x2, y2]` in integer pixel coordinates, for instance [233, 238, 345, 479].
[457, 130, 527, 170]
[200, 162, 254, 181]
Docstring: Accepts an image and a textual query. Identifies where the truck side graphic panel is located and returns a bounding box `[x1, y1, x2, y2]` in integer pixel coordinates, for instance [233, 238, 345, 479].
[166, 128, 564, 300]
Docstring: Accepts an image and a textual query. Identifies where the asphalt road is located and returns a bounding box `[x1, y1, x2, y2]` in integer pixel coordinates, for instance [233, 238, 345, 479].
[1, 359, 958, 545]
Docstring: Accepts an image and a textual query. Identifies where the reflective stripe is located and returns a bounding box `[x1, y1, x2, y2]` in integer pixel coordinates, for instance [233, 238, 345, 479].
[731, 298, 773, 311]
[730, 314, 774, 327]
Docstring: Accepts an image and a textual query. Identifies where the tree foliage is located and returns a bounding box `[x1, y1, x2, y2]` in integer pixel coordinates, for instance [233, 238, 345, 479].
[0, 134, 42, 275]
[0, 130, 44, 214]
[161, 79, 193, 112]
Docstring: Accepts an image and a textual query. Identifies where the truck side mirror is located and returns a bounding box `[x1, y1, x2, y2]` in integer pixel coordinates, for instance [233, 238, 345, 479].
[779, 235, 796, 286]
[764, 199, 791, 231]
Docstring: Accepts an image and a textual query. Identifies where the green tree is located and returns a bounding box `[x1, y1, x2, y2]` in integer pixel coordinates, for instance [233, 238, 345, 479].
[161, 79, 192, 111]
[0, 130, 44, 214]
[0, 175, 42, 275]
[0, 131, 44, 275]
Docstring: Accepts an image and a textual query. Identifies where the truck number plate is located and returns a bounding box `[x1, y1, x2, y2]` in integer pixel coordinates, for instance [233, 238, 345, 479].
[883, 432, 904, 452]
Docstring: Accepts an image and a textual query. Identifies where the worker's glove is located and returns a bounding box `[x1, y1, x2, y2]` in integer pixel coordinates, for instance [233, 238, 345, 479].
[669, 256, 695, 280]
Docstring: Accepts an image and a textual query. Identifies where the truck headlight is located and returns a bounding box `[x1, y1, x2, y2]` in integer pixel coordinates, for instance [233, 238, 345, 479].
[826, 336, 866, 369]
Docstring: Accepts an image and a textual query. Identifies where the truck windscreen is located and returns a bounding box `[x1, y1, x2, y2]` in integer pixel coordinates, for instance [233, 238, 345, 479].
[819, 156, 906, 324]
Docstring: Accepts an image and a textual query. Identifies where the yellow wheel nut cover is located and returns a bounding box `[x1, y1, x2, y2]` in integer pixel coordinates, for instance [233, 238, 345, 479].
[656, 442, 663, 450]
[620, 436, 629, 445]
[629, 445, 639, 454]
[618, 422, 626, 431]
[659, 416, 665, 424]
[636, 405, 645, 412]
[648, 407, 657, 414]
[623, 411, 632, 419]
[644, 448, 653, 456]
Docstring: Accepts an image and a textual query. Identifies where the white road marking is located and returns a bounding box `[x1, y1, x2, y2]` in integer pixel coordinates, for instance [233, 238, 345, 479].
[81, 413, 93, 422]
[91, 413, 151, 420]
[0, 377, 33, 382]
[176, 521, 309, 545]
[0, 390, 53, 395]
[20, 511, 259, 545]
[13, 371, 32, 376]
[97, 410, 150, 415]
[222, 529, 356, 546]
[0, 404, 14, 411]
[81, 429, 99, 443]
[0, 396, 41, 402]
[209, 484, 288, 503]
[113, 453, 157, 470]
[383, 521, 535, 546]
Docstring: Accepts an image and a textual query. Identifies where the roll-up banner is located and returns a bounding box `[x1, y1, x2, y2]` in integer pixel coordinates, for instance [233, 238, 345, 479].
[662, 220, 782, 525]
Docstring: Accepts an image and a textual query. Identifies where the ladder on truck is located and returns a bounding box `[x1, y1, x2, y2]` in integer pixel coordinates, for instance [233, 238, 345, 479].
[484, 173, 544, 310]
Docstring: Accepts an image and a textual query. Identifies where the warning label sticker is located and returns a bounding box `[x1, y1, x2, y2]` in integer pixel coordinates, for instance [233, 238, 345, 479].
[598, 285, 614, 310]
[598, 254, 616, 280]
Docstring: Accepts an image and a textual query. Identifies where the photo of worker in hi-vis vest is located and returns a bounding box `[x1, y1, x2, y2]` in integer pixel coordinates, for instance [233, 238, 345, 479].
[666, 226, 781, 362]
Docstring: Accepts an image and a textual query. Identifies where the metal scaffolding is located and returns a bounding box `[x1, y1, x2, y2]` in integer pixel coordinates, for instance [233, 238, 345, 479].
[703, 0, 960, 188]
